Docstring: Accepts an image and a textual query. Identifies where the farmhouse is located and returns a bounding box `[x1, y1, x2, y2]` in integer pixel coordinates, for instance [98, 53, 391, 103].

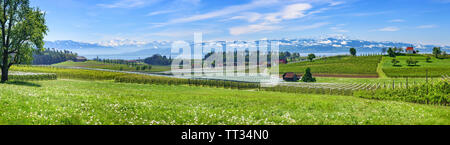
[74, 56, 87, 62]
[282, 72, 299, 82]
[406, 47, 416, 54]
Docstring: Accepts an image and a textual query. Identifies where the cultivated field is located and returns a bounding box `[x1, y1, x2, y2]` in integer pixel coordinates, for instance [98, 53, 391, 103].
[314, 77, 433, 84]
[11, 65, 127, 80]
[2, 54, 448, 125]
[53, 61, 171, 73]
[0, 79, 448, 125]
[381, 56, 450, 77]
[279, 55, 381, 77]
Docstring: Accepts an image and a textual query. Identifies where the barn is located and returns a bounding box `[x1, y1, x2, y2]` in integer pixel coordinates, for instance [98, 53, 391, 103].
[282, 72, 299, 82]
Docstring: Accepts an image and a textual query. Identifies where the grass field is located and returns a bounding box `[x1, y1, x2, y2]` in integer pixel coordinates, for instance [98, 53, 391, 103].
[279, 56, 381, 77]
[0, 79, 448, 125]
[382, 56, 450, 77]
[53, 61, 171, 73]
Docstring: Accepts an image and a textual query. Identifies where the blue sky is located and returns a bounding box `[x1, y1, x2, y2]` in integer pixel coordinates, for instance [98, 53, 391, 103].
[31, 0, 450, 45]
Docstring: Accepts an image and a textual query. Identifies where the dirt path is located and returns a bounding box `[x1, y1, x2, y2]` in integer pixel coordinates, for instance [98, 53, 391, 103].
[377, 57, 388, 78]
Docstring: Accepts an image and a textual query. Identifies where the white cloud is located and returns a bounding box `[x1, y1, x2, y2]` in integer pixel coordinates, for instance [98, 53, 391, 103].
[147, 10, 177, 16]
[389, 19, 405, 23]
[332, 44, 342, 47]
[227, 12, 263, 22]
[146, 29, 219, 37]
[416, 24, 438, 29]
[264, 3, 312, 23]
[290, 22, 329, 31]
[331, 28, 349, 32]
[157, 0, 335, 28]
[167, 0, 279, 24]
[98, 0, 158, 8]
[329, 1, 345, 6]
[319, 40, 332, 44]
[179, 0, 201, 5]
[229, 3, 314, 35]
[377, 26, 399, 32]
[230, 24, 281, 35]
[330, 24, 348, 32]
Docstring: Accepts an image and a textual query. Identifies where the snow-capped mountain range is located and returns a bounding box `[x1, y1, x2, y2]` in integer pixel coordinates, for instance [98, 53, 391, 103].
[44, 38, 449, 60]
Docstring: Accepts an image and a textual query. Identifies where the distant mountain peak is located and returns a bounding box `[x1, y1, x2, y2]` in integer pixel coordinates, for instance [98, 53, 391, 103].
[97, 39, 148, 47]
[44, 38, 449, 59]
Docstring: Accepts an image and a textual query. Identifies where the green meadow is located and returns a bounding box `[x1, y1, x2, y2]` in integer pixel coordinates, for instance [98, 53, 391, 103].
[2, 54, 449, 125]
[0, 79, 448, 125]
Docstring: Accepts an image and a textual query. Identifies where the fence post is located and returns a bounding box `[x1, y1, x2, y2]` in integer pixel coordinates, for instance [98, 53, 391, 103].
[406, 77, 408, 89]
[392, 80, 395, 89]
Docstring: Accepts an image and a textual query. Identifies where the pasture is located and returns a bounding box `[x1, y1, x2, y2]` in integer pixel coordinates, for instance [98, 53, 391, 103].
[0, 79, 448, 125]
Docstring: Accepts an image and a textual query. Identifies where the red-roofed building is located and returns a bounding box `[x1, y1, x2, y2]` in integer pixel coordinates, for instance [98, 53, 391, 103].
[282, 72, 299, 82]
[406, 47, 415, 54]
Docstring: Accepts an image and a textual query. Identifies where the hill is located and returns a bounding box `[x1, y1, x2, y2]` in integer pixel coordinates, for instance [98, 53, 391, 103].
[381, 56, 450, 77]
[279, 55, 382, 77]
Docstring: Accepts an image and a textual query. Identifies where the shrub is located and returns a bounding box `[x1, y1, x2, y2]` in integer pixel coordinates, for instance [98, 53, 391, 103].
[406, 57, 418, 66]
[391, 58, 400, 66]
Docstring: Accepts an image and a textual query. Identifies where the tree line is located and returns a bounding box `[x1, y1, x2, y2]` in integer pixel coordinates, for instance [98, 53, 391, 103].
[32, 48, 78, 65]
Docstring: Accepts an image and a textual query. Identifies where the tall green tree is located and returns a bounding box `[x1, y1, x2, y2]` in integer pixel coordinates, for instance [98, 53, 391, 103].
[0, 0, 48, 82]
[381, 48, 387, 55]
[349, 48, 357, 56]
[307, 53, 316, 62]
[387, 47, 396, 57]
[433, 47, 442, 58]
[301, 67, 316, 82]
